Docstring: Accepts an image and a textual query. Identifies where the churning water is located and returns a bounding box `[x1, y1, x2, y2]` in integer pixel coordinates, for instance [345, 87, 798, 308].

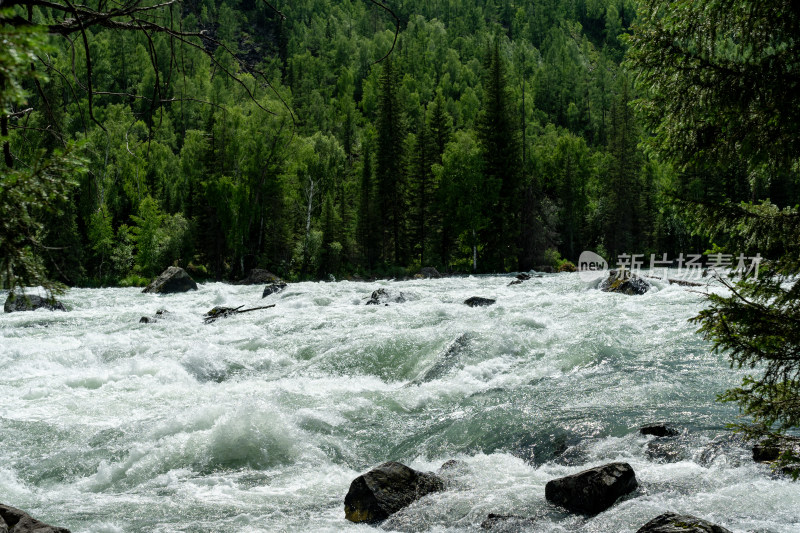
[1, 274, 798, 532]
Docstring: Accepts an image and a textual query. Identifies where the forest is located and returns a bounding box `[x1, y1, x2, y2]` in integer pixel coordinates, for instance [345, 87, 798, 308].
[1, 0, 799, 287]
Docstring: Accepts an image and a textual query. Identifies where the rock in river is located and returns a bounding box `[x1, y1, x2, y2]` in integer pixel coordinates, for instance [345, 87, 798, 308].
[640, 424, 679, 437]
[599, 270, 650, 295]
[0, 503, 71, 532]
[464, 296, 495, 307]
[636, 512, 732, 533]
[344, 461, 444, 523]
[236, 268, 281, 285]
[262, 282, 287, 298]
[419, 266, 442, 278]
[142, 266, 198, 294]
[366, 288, 406, 305]
[545, 462, 637, 515]
[4, 293, 66, 313]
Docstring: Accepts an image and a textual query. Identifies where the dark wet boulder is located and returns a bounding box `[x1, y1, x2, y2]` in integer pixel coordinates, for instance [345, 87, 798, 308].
[0, 503, 71, 533]
[139, 316, 153, 324]
[636, 512, 732, 533]
[646, 439, 687, 464]
[262, 282, 287, 298]
[142, 267, 198, 294]
[481, 513, 536, 531]
[599, 270, 650, 295]
[344, 461, 444, 523]
[640, 424, 679, 437]
[366, 288, 406, 305]
[235, 268, 281, 285]
[4, 294, 66, 313]
[508, 279, 523, 286]
[545, 462, 638, 515]
[464, 296, 495, 307]
[419, 267, 442, 279]
[516, 273, 532, 281]
[752, 439, 800, 464]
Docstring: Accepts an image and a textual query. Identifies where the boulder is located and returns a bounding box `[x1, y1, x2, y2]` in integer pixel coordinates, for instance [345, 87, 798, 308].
[344, 461, 444, 523]
[262, 282, 287, 298]
[640, 424, 679, 437]
[636, 512, 732, 533]
[508, 279, 523, 286]
[4, 294, 66, 313]
[464, 296, 495, 307]
[366, 288, 406, 305]
[235, 269, 281, 285]
[139, 316, 153, 324]
[419, 267, 442, 279]
[516, 273, 532, 281]
[480, 513, 536, 531]
[544, 462, 637, 515]
[599, 270, 650, 295]
[646, 439, 687, 463]
[142, 267, 198, 294]
[0, 503, 71, 533]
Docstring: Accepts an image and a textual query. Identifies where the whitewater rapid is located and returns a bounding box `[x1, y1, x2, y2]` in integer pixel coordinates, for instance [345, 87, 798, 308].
[1, 274, 798, 532]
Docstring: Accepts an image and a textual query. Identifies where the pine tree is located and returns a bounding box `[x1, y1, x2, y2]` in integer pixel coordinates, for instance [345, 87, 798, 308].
[375, 58, 407, 264]
[410, 116, 434, 265]
[477, 38, 521, 271]
[603, 75, 641, 259]
[357, 147, 379, 269]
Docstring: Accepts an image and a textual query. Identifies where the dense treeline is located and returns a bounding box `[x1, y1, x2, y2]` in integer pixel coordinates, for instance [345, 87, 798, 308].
[4, 0, 798, 285]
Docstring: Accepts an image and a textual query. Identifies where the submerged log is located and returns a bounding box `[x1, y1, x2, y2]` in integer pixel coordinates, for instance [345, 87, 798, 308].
[204, 304, 275, 324]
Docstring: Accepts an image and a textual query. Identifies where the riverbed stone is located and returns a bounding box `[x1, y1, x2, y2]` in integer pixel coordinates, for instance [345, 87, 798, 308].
[640, 424, 679, 437]
[419, 267, 442, 278]
[4, 294, 66, 313]
[235, 268, 281, 285]
[635, 512, 732, 533]
[545, 462, 637, 515]
[262, 282, 287, 298]
[464, 296, 495, 307]
[480, 513, 536, 531]
[344, 461, 444, 523]
[599, 270, 650, 295]
[366, 288, 406, 305]
[0, 503, 71, 533]
[142, 266, 198, 294]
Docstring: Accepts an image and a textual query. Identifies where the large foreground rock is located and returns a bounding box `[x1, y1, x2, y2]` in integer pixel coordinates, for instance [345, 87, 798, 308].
[545, 462, 637, 515]
[636, 512, 732, 533]
[4, 294, 66, 313]
[599, 270, 650, 295]
[0, 503, 71, 533]
[236, 269, 281, 285]
[142, 267, 198, 294]
[344, 461, 444, 523]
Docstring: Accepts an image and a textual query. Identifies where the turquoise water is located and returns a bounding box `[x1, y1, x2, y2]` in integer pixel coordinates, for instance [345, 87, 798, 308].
[1, 274, 798, 532]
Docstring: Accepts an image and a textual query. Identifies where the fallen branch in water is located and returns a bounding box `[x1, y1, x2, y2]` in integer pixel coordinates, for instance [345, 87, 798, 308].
[204, 304, 276, 324]
[643, 275, 704, 287]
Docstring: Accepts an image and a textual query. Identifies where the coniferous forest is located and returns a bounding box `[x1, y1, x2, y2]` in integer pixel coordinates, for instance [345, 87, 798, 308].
[7, 0, 786, 286]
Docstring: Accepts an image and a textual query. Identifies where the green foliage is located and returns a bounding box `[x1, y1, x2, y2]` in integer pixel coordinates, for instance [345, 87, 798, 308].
[630, 0, 800, 478]
[3, 0, 676, 286]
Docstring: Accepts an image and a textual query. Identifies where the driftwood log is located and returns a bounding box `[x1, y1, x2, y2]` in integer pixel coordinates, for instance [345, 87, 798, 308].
[204, 304, 275, 324]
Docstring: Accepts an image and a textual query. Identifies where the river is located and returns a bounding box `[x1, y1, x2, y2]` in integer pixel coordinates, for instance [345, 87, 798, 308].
[1, 274, 797, 532]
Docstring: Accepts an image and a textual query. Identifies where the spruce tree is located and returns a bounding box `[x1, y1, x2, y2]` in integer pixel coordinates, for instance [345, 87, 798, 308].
[477, 38, 521, 272]
[375, 58, 407, 264]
